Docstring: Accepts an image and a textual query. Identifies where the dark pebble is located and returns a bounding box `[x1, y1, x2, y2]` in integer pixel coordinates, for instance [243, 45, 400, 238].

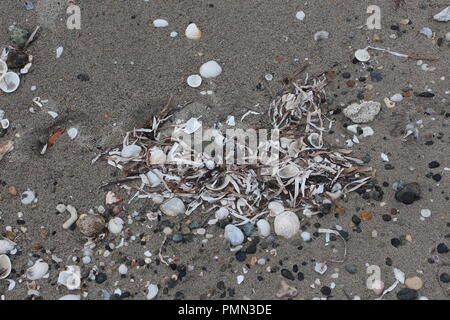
[342, 72, 351, 79]
[397, 288, 418, 300]
[428, 161, 440, 169]
[174, 291, 185, 300]
[297, 272, 305, 281]
[432, 174, 442, 182]
[416, 92, 434, 98]
[395, 182, 421, 205]
[235, 251, 247, 262]
[437, 243, 449, 254]
[391, 238, 401, 248]
[351, 215, 361, 226]
[382, 214, 392, 222]
[281, 269, 295, 281]
[77, 73, 90, 81]
[440, 273, 450, 283]
[95, 273, 107, 284]
[370, 71, 383, 82]
[320, 286, 332, 296]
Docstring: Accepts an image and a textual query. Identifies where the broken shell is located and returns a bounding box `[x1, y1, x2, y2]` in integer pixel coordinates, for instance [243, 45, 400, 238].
[185, 23, 202, 40]
[26, 259, 49, 280]
[199, 60, 222, 78]
[314, 31, 329, 41]
[295, 11, 305, 21]
[121, 144, 142, 158]
[147, 284, 159, 300]
[146, 170, 161, 187]
[0, 254, 12, 279]
[0, 140, 14, 161]
[419, 27, 432, 39]
[150, 147, 166, 164]
[343, 100, 381, 123]
[160, 198, 186, 217]
[224, 224, 245, 246]
[187, 74, 202, 88]
[276, 280, 298, 298]
[0, 118, 10, 129]
[0, 239, 16, 254]
[434, 6, 450, 22]
[277, 164, 300, 179]
[0, 59, 7, 80]
[268, 201, 285, 216]
[215, 207, 229, 220]
[0, 72, 20, 93]
[57, 266, 81, 290]
[256, 219, 271, 237]
[355, 49, 370, 62]
[274, 211, 300, 239]
[67, 128, 78, 140]
[153, 19, 169, 28]
[21, 190, 36, 205]
[108, 217, 124, 234]
[307, 132, 323, 148]
[62, 205, 78, 229]
[76, 214, 106, 237]
[206, 175, 231, 191]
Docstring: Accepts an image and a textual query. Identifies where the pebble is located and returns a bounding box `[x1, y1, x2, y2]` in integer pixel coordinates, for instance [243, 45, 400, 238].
[295, 11, 305, 21]
[281, 269, 295, 281]
[397, 288, 418, 300]
[370, 71, 383, 82]
[95, 273, 107, 284]
[390, 94, 403, 102]
[437, 243, 449, 254]
[405, 276, 423, 291]
[439, 273, 450, 283]
[395, 183, 421, 205]
[345, 265, 358, 274]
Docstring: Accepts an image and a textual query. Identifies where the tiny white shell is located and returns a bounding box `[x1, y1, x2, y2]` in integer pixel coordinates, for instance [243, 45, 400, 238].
[354, 49, 370, 62]
[0, 72, 20, 93]
[256, 219, 271, 237]
[150, 147, 166, 164]
[67, 128, 78, 140]
[224, 224, 245, 246]
[187, 74, 202, 88]
[21, 190, 36, 205]
[199, 61, 222, 78]
[108, 217, 124, 234]
[314, 31, 329, 41]
[0, 239, 16, 254]
[0, 118, 9, 129]
[268, 201, 284, 216]
[160, 198, 186, 217]
[121, 145, 142, 158]
[0, 254, 12, 279]
[56, 46, 64, 58]
[185, 23, 202, 40]
[215, 207, 229, 220]
[26, 259, 49, 280]
[420, 209, 431, 218]
[0, 59, 7, 80]
[295, 11, 305, 21]
[147, 284, 159, 300]
[118, 264, 128, 275]
[274, 211, 300, 239]
[153, 19, 169, 28]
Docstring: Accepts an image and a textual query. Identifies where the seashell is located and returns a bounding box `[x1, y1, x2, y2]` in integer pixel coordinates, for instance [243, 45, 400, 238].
[67, 128, 78, 140]
[146, 170, 161, 187]
[147, 284, 159, 300]
[26, 259, 49, 280]
[268, 201, 284, 216]
[76, 214, 106, 237]
[206, 175, 231, 191]
[21, 189, 36, 205]
[185, 23, 202, 40]
[153, 19, 169, 28]
[150, 147, 166, 164]
[0, 72, 20, 93]
[199, 60, 222, 78]
[187, 74, 202, 88]
[0, 140, 14, 161]
[314, 31, 329, 41]
[57, 266, 81, 290]
[419, 27, 432, 39]
[301, 231, 311, 242]
[0, 254, 12, 279]
[108, 217, 124, 234]
[390, 94, 403, 102]
[277, 164, 300, 179]
[314, 262, 328, 275]
[274, 211, 300, 239]
[343, 100, 381, 123]
[224, 224, 245, 246]
[307, 132, 322, 148]
[56, 46, 64, 58]
[256, 219, 271, 237]
[59, 294, 81, 300]
[295, 11, 305, 21]
[205, 159, 215, 170]
[20, 62, 32, 74]
[354, 49, 370, 62]
[121, 144, 142, 158]
[0, 239, 16, 254]
[0, 118, 9, 129]
[433, 6, 450, 22]
[160, 198, 186, 217]
[0, 59, 7, 80]
[62, 205, 78, 229]
[215, 207, 229, 220]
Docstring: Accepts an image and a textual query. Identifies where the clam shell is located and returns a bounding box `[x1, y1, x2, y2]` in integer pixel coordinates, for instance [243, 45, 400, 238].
[224, 224, 245, 246]
[147, 284, 159, 300]
[160, 198, 186, 217]
[307, 132, 322, 148]
[121, 144, 142, 158]
[199, 60, 222, 78]
[76, 214, 106, 237]
[277, 164, 300, 179]
[108, 217, 124, 234]
[146, 170, 161, 187]
[185, 23, 202, 40]
[26, 259, 49, 280]
[0, 239, 16, 254]
[354, 49, 370, 62]
[268, 201, 285, 216]
[0, 254, 12, 279]
[274, 211, 300, 239]
[256, 219, 271, 237]
[0, 72, 20, 93]
[187, 74, 202, 88]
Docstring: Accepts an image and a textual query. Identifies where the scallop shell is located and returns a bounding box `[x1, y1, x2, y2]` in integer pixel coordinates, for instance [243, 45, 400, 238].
[76, 214, 106, 237]
[108, 217, 124, 234]
[274, 211, 300, 239]
[277, 164, 300, 179]
[187, 74, 202, 88]
[199, 60, 222, 78]
[0, 254, 12, 279]
[0, 72, 20, 93]
[26, 259, 49, 280]
[354, 49, 370, 62]
[160, 198, 186, 217]
[185, 23, 202, 40]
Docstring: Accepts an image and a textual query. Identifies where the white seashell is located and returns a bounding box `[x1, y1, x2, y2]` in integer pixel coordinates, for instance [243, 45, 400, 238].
[118, 264, 128, 275]
[0, 59, 7, 81]
[301, 231, 311, 242]
[215, 207, 229, 220]
[256, 219, 271, 237]
[147, 284, 159, 300]
[20, 62, 32, 74]
[274, 211, 300, 239]
[199, 60, 222, 78]
[206, 175, 231, 191]
[187, 74, 202, 88]
[390, 94, 403, 102]
[0, 72, 20, 93]
[160, 198, 186, 217]
[268, 201, 284, 216]
[59, 294, 81, 300]
[419, 27, 432, 39]
[21, 190, 36, 205]
[146, 170, 161, 187]
[56, 46, 64, 58]
[314, 262, 328, 275]
[355, 49, 370, 62]
[57, 266, 81, 290]
[170, 31, 178, 38]
[121, 144, 142, 158]
[185, 23, 202, 40]
[0, 254, 12, 279]
[224, 224, 245, 246]
[380, 153, 389, 162]
[62, 205, 78, 229]
[394, 268, 405, 284]
[26, 259, 49, 280]
[48, 111, 58, 119]
[108, 217, 124, 234]
[150, 147, 166, 164]
[0, 118, 9, 129]
[307, 132, 322, 148]
[314, 31, 329, 41]
[433, 6, 450, 22]
[295, 11, 305, 21]
[0, 239, 16, 254]
[420, 209, 431, 218]
[153, 19, 169, 27]
[277, 164, 300, 179]
[67, 128, 78, 140]
[205, 159, 215, 170]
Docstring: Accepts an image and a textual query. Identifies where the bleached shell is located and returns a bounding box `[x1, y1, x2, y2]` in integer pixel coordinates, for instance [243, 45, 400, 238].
[185, 23, 202, 40]
[0, 59, 7, 80]
[274, 211, 300, 239]
[147, 284, 159, 300]
[268, 201, 284, 216]
[57, 266, 81, 290]
[354, 49, 370, 62]
[150, 147, 166, 164]
[314, 31, 329, 41]
[121, 144, 142, 158]
[0, 254, 12, 279]
[187, 74, 202, 88]
[0, 118, 9, 129]
[215, 207, 229, 220]
[59, 294, 81, 300]
[108, 217, 124, 234]
[76, 214, 106, 237]
[153, 19, 169, 27]
[146, 170, 161, 187]
[307, 132, 322, 148]
[0, 239, 16, 254]
[21, 190, 36, 205]
[224, 224, 245, 246]
[256, 219, 271, 237]
[277, 164, 300, 179]
[0, 72, 20, 93]
[433, 6, 450, 22]
[67, 128, 78, 140]
[199, 60, 222, 78]
[295, 11, 305, 21]
[160, 198, 186, 217]
[420, 27, 432, 39]
[26, 259, 49, 280]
